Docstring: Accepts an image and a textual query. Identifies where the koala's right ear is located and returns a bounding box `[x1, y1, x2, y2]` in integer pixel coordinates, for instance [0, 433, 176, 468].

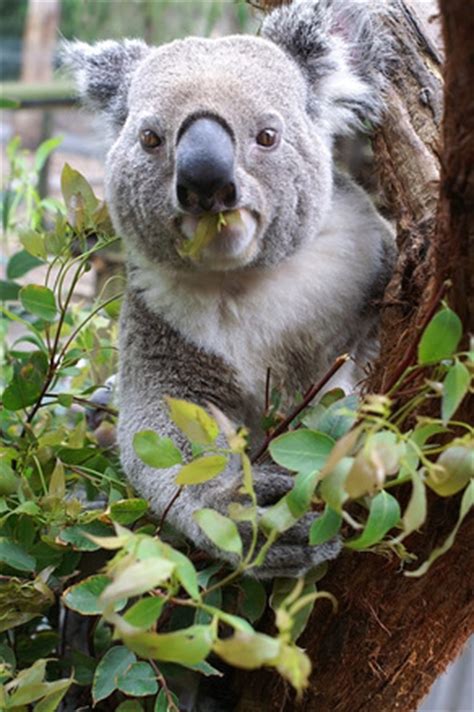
[60, 39, 150, 127]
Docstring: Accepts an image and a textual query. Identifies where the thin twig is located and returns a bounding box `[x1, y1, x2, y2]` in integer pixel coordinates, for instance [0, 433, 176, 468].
[149, 661, 179, 712]
[45, 393, 118, 417]
[251, 353, 350, 463]
[264, 366, 272, 413]
[157, 487, 183, 534]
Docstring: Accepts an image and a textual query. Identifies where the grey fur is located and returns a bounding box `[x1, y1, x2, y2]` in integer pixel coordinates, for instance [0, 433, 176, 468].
[63, 0, 396, 578]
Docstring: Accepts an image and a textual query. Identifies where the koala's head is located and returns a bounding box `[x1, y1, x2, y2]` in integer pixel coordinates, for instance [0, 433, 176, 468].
[63, 0, 389, 273]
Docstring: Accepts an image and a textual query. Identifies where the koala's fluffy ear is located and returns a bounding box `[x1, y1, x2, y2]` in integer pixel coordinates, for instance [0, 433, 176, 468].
[261, 0, 393, 135]
[60, 39, 150, 127]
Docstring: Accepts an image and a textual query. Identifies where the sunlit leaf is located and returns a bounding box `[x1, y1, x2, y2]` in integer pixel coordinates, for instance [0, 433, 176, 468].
[166, 397, 219, 444]
[426, 446, 473, 497]
[406, 480, 473, 577]
[34, 136, 62, 172]
[101, 558, 175, 603]
[395, 468, 427, 542]
[124, 625, 214, 665]
[176, 455, 227, 485]
[319, 457, 352, 512]
[213, 631, 280, 669]
[194, 508, 242, 556]
[123, 597, 164, 629]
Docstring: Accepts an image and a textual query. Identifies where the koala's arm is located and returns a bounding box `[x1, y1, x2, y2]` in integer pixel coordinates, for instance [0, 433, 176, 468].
[118, 290, 340, 578]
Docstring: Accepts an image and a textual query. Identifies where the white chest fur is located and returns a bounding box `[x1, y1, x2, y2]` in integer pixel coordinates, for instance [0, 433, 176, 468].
[129, 194, 387, 405]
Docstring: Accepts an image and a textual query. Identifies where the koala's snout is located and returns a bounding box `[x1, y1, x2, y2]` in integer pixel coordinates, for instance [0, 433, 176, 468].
[176, 116, 238, 214]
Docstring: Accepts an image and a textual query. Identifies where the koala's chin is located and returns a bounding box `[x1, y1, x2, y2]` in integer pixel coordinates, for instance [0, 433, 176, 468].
[179, 208, 260, 271]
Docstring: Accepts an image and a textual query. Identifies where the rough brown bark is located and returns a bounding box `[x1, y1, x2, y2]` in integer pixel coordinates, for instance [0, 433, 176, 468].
[236, 2, 474, 710]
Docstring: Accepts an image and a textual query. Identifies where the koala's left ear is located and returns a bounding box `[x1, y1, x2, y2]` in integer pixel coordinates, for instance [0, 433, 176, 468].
[262, 0, 393, 135]
[60, 39, 150, 127]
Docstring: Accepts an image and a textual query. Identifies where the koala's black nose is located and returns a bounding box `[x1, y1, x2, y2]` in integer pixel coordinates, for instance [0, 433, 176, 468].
[176, 116, 238, 213]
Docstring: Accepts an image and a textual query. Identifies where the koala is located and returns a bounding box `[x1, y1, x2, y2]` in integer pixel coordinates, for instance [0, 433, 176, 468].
[63, 0, 396, 578]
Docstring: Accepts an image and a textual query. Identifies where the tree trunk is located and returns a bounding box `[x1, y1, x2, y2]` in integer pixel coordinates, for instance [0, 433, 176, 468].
[236, 2, 474, 710]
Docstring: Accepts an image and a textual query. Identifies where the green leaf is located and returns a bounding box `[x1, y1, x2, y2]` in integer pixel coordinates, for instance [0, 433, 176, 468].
[2, 351, 48, 410]
[0, 461, 19, 495]
[166, 397, 219, 444]
[109, 498, 148, 525]
[117, 702, 144, 712]
[101, 558, 175, 602]
[395, 469, 427, 542]
[133, 431, 183, 469]
[194, 509, 242, 556]
[63, 575, 126, 615]
[406, 480, 473, 577]
[124, 597, 164, 629]
[309, 506, 342, 545]
[213, 631, 280, 669]
[124, 625, 214, 665]
[58, 521, 113, 551]
[0, 279, 20, 301]
[269, 430, 334, 473]
[426, 446, 474, 497]
[117, 661, 158, 697]
[0, 97, 19, 108]
[20, 230, 47, 259]
[239, 577, 267, 623]
[319, 457, 352, 513]
[31, 677, 72, 712]
[345, 491, 401, 550]
[61, 163, 99, 214]
[157, 542, 200, 599]
[418, 307, 463, 364]
[304, 395, 358, 439]
[260, 496, 298, 534]
[34, 136, 62, 172]
[20, 285, 57, 321]
[7, 250, 43, 279]
[154, 689, 179, 712]
[92, 646, 136, 703]
[176, 455, 227, 485]
[0, 537, 36, 572]
[441, 361, 471, 424]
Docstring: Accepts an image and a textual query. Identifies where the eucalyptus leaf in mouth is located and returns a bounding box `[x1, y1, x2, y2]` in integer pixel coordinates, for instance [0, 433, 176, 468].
[178, 210, 243, 261]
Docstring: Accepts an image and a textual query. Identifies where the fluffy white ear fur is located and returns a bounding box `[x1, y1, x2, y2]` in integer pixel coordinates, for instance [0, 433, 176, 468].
[262, 0, 393, 135]
[60, 39, 149, 127]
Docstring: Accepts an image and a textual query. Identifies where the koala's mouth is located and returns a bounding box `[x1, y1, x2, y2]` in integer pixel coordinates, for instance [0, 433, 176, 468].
[176, 208, 259, 269]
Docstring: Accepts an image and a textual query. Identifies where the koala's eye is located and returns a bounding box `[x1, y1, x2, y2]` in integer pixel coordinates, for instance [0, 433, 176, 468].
[139, 129, 162, 150]
[256, 128, 278, 148]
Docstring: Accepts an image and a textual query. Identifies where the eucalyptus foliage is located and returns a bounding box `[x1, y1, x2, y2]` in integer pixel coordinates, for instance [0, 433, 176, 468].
[0, 139, 472, 710]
